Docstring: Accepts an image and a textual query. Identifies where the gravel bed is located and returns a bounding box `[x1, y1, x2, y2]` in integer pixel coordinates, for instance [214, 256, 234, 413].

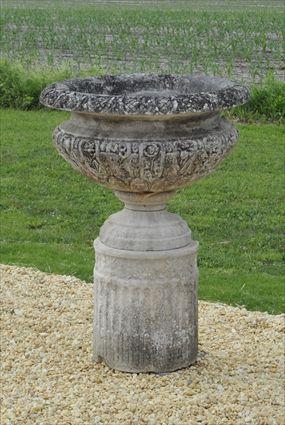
[1, 264, 284, 424]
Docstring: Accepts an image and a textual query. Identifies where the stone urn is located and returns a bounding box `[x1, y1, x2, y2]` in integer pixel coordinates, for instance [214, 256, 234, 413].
[40, 74, 249, 373]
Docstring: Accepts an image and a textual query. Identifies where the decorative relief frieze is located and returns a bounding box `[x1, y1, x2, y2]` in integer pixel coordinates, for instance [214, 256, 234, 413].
[53, 124, 238, 192]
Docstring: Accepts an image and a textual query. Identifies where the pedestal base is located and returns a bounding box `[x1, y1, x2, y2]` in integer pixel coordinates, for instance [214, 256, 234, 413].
[93, 239, 198, 373]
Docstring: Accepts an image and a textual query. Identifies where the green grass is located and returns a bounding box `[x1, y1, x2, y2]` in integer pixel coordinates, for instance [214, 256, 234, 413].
[1, 2, 284, 82]
[0, 60, 104, 109]
[1, 109, 284, 313]
[229, 74, 285, 123]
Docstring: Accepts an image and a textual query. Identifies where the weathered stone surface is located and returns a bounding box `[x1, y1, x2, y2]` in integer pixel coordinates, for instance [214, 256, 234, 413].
[99, 192, 192, 251]
[94, 190, 199, 372]
[53, 112, 238, 192]
[40, 74, 249, 115]
[93, 238, 198, 373]
[40, 74, 249, 373]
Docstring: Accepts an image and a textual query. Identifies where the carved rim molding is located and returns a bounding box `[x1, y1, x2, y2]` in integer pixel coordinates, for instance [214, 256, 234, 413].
[40, 74, 249, 116]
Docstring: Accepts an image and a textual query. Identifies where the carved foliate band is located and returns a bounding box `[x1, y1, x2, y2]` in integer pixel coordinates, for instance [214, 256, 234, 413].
[53, 124, 238, 192]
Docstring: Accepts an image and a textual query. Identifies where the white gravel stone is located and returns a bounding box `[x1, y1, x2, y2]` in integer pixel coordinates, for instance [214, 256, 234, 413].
[1, 264, 284, 425]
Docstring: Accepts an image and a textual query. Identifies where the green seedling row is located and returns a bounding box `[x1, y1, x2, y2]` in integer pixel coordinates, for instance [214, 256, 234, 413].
[1, 2, 284, 82]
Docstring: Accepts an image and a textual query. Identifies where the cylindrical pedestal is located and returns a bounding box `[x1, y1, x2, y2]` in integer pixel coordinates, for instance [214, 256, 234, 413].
[93, 240, 198, 373]
[93, 191, 199, 373]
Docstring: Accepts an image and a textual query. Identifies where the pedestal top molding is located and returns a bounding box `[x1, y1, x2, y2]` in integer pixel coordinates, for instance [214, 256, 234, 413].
[40, 74, 249, 116]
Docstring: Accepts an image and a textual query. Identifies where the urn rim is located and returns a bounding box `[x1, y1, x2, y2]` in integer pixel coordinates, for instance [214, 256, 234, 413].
[40, 73, 249, 116]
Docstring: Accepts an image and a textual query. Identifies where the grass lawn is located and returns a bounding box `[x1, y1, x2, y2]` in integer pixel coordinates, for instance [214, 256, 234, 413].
[1, 109, 284, 313]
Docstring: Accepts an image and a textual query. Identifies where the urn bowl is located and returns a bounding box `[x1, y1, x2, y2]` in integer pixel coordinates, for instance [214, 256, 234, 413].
[40, 74, 249, 192]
